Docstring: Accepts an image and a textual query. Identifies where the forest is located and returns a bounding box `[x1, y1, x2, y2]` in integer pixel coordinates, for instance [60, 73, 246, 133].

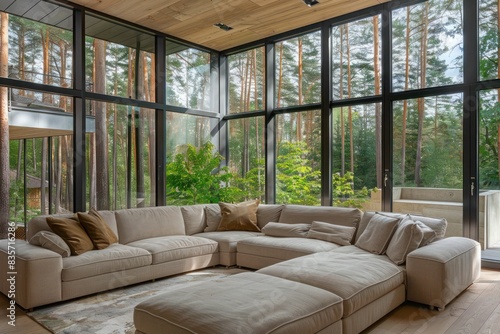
[0, 0, 499, 225]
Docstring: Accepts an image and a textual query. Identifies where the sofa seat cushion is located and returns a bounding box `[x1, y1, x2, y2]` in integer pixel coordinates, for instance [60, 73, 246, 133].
[134, 272, 343, 334]
[62, 244, 152, 282]
[193, 231, 262, 253]
[127, 236, 219, 265]
[237, 236, 340, 261]
[258, 251, 405, 317]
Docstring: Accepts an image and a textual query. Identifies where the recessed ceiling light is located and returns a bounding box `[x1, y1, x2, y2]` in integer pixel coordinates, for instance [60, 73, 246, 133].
[303, 0, 319, 7]
[214, 23, 233, 31]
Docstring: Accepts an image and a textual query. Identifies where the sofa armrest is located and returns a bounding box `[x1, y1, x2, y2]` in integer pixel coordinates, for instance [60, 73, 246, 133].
[0, 239, 63, 309]
[406, 237, 481, 310]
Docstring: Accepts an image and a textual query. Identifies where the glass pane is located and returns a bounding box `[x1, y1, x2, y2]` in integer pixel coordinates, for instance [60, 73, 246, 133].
[479, 0, 500, 81]
[86, 101, 156, 210]
[332, 15, 381, 100]
[479, 89, 500, 249]
[275, 31, 321, 108]
[276, 110, 321, 205]
[85, 14, 155, 102]
[8, 90, 74, 224]
[332, 103, 381, 210]
[1, 6, 73, 87]
[392, 0, 463, 91]
[166, 41, 211, 110]
[165, 112, 214, 205]
[228, 47, 265, 114]
[393, 94, 463, 239]
[228, 117, 265, 201]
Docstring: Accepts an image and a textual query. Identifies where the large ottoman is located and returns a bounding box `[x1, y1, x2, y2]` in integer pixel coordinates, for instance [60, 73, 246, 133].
[258, 250, 406, 334]
[134, 272, 343, 334]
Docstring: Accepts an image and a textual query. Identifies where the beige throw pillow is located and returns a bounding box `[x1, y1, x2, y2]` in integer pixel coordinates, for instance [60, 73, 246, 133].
[415, 220, 437, 246]
[262, 222, 310, 238]
[307, 221, 356, 246]
[409, 214, 447, 239]
[29, 231, 71, 257]
[386, 219, 424, 265]
[46, 216, 94, 255]
[355, 213, 401, 254]
[217, 200, 260, 232]
[204, 204, 222, 232]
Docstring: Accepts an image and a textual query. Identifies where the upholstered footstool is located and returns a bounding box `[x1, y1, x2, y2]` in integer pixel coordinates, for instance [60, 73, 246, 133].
[134, 272, 343, 334]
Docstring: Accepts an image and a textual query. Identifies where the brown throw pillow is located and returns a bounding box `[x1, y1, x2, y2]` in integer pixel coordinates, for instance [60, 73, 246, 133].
[217, 200, 260, 232]
[46, 216, 94, 255]
[78, 208, 118, 250]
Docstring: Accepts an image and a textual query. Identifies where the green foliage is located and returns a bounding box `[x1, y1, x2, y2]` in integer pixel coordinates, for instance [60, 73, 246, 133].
[332, 172, 376, 209]
[276, 141, 321, 205]
[166, 142, 243, 204]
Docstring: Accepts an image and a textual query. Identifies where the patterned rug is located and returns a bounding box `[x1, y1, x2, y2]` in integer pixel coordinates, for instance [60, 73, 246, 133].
[27, 267, 247, 333]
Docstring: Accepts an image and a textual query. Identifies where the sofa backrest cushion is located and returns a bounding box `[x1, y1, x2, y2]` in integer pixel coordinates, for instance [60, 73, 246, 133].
[204, 204, 222, 232]
[355, 213, 401, 254]
[257, 204, 285, 229]
[181, 205, 207, 235]
[115, 206, 185, 244]
[278, 205, 362, 229]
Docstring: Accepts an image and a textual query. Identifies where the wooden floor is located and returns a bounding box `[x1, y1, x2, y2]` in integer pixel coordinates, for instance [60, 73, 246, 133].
[1, 269, 499, 334]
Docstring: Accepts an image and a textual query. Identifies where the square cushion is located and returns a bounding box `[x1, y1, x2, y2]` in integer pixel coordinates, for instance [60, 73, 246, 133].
[46, 216, 94, 255]
[61, 244, 152, 281]
[261, 222, 311, 238]
[134, 272, 343, 334]
[217, 200, 260, 232]
[307, 221, 356, 246]
[126, 236, 218, 264]
[204, 204, 222, 232]
[77, 208, 118, 250]
[355, 213, 401, 254]
[181, 205, 207, 235]
[115, 206, 185, 244]
[415, 221, 437, 246]
[409, 214, 447, 239]
[29, 231, 71, 257]
[259, 252, 405, 317]
[386, 219, 423, 265]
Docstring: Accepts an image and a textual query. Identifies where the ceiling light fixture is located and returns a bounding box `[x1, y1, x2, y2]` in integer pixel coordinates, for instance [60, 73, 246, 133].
[303, 0, 319, 7]
[214, 23, 233, 31]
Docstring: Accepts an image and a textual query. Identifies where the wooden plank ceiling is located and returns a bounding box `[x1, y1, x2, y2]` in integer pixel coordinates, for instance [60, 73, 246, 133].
[70, 0, 388, 51]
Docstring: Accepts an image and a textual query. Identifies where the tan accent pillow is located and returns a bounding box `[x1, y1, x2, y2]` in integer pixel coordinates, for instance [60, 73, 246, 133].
[217, 200, 260, 232]
[77, 208, 118, 250]
[307, 221, 356, 246]
[29, 231, 71, 257]
[46, 216, 94, 255]
[355, 213, 401, 254]
[261, 222, 310, 238]
[415, 220, 437, 246]
[386, 219, 424, 265]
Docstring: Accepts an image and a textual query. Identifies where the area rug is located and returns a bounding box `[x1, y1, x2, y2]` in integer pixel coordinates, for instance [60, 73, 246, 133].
[27, 267, 247, 333]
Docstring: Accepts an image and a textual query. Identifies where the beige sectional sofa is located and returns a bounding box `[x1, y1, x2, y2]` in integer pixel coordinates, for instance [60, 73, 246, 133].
[0, 203, 481, 334]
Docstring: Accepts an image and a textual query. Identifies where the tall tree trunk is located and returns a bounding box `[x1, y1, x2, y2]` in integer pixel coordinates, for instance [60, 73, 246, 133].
[346, 25, 354, 174]
[401, 8, 411, 185]
[94, 39, 109, 209]
[42, 28, 50, 103]
[55, 138, 62, 212]
[373, 16, 382, 189]
[19, 25, 25, 89]
[497, 0, 500, 182]
[277, 43, 284, 108]
[0, 13, 10, 238]
[297, 38, 303, 141]
[148, 54, 156, 206]
[339, 26, 345, 176]
[415, 3, 429, 187]
[40, 138, 48, 215]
